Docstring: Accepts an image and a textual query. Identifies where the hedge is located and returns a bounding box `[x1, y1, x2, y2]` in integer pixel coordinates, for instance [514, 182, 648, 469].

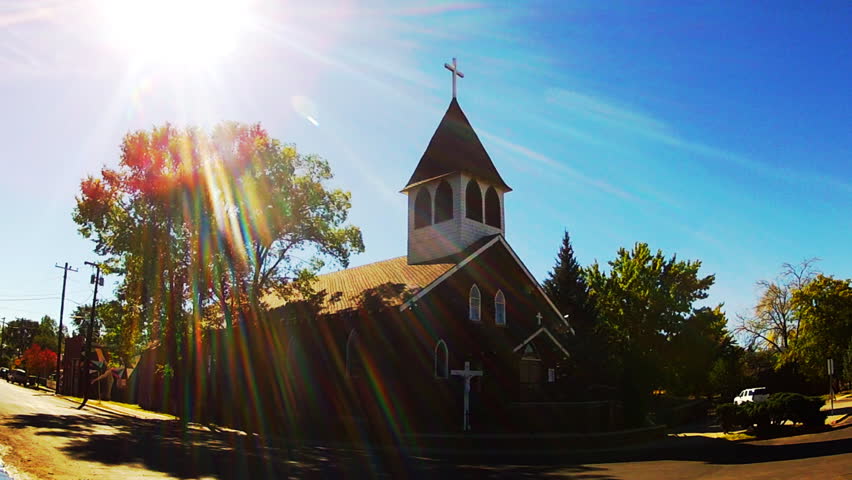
[717, 393, 826, 433]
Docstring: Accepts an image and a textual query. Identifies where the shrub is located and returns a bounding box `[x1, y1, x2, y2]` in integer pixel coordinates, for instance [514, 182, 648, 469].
[716, 393, 826, 434]
[767, 392, 825, 427]
[716, 403, 747, 432]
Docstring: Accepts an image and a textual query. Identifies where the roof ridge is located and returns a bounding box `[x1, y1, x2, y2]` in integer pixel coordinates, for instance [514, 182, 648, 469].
[316, 256, 406, 278]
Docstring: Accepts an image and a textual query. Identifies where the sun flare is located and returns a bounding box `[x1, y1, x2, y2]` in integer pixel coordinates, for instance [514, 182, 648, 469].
[100, 0, 252, 65]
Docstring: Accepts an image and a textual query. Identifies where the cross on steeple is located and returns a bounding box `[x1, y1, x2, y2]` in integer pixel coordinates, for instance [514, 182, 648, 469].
[444, 57, 464, 99]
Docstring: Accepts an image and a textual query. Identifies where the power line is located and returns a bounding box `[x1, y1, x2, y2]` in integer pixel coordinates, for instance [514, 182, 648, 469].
[0, 297, 61, 302]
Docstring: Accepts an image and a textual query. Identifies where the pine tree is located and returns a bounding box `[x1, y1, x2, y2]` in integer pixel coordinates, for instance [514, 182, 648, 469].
[543, 230, 592, 334]
[543, 230, 614, 399]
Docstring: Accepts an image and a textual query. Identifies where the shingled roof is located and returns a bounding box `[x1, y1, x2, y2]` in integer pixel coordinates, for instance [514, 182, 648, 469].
[403, 98, 511, 191]
[266, 256, 455, 316]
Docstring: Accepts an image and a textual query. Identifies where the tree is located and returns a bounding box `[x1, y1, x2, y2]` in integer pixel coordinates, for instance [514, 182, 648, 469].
[543, 230, 592, 333]
[73, 122, 363, 417]
[542, 231, 614, 396]
[842, 340, 852, 389]
[668, 305, 734, 396]
[736, 259, 819, 354]
[585, 242, 716, 424]
[2, 318, 39, 360]
[789, 274, 852, 381]
[32, 315, 57, 352]
[21, 344, 57, 381]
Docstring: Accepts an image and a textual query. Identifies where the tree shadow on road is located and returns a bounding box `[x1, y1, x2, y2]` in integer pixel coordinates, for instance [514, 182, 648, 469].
[2, 412, 617, 479]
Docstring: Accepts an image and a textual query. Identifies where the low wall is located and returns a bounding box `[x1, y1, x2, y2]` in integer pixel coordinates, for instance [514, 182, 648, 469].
[505, 401, 624, 433]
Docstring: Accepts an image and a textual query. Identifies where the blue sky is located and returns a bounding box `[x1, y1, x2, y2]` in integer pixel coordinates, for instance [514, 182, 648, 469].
[1, 0, 850, 332]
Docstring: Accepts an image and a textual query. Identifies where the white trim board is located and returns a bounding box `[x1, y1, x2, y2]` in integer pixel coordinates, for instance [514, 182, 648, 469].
[513, 326, 570, 358]
[400, 235, 501, 310]
[399, 235, 568, 330]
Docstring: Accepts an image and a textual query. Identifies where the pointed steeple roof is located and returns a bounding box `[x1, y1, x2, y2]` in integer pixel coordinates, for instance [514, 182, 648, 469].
[403, 99, 511, 191]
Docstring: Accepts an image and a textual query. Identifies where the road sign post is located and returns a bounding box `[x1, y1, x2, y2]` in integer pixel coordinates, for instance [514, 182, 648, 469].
[828, 358, 835, 414]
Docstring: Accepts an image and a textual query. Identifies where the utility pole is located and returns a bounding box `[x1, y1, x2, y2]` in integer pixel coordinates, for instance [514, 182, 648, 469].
[78, 262, 103, 410]
[55, 263, 77, 394]
[0, 317, 6, 366]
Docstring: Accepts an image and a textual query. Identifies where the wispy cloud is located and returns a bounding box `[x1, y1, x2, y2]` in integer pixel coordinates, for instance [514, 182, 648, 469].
[479, 130, 636, 201]
[546, 89, 670, 135]
[543, 87, 852, 195]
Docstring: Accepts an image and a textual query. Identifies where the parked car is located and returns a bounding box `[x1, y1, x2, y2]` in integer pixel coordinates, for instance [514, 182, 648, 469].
[9, 369, 27, 386]
[734, 387, 769, 405]
[0, 367, 8, 380]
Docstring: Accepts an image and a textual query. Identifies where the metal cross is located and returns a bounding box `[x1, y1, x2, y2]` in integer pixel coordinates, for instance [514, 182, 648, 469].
[536, 312, 543, 326]
[444, 57, 464, 99]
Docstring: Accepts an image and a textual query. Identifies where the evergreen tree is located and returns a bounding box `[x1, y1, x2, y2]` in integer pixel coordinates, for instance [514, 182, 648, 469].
[543, 231, 613, 399]
[543, 230, 592, 333]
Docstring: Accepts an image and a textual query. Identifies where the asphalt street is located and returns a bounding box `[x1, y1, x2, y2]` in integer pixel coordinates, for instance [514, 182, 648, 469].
[0, 380, 849, 479]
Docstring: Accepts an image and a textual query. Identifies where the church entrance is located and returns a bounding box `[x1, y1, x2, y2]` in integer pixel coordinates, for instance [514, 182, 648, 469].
[519, 343, 542, 401]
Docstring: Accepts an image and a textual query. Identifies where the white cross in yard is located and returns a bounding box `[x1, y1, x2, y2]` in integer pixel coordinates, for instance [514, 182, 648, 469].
[450, 361, 483, 431]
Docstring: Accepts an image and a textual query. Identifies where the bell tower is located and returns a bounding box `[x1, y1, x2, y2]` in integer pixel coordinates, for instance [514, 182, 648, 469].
[402, 59, 511, 265]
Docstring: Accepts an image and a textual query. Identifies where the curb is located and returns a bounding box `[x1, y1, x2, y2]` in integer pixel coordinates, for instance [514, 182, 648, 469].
[831, 414, 849, 425]
[54, 395, 170, 421]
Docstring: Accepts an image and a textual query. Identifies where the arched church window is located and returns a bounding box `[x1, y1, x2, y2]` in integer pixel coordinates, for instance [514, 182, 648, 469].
[469, 284, 481, 322]
[414, 188, 432, 229]
[495, 290, 506, 325]
[465, 180, 483, 222]
[434, 339, 449, 378]
[434, 180, 453, 223]
[485, 187, 501, 228]
[286, 337, 303, 379]
[346, 329, 363, 378]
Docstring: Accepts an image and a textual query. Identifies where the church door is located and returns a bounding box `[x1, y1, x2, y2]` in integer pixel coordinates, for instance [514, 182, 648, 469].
[519, 344, 542, 401]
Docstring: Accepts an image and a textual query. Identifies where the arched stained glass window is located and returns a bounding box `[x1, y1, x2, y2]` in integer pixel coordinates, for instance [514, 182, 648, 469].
[434, 340, 449, 378]
[346, 329, 363, 378]
[469, 284, 481, 322]
[495, 290, 506, 325]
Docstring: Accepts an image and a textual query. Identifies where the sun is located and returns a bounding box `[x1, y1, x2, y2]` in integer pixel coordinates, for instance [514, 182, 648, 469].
[100, 0, 252, 65]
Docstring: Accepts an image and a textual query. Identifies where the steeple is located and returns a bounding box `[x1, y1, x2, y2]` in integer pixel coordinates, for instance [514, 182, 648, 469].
[403, 64, 511, 265]
[403, 98, 511, 192]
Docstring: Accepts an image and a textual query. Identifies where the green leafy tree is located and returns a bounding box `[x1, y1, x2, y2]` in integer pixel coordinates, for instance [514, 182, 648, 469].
[32, 315, 58, 352]
[669, 305, 734, 396]
[789, 274, 852, 381]
[585, 242, 715, 424]
[73, 122, 363, 417]
[841, 340, 852, 388]
[2, 318, 39, 360]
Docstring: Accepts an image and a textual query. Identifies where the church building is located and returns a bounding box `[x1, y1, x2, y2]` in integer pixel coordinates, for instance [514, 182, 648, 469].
[265, 61, 573, 434]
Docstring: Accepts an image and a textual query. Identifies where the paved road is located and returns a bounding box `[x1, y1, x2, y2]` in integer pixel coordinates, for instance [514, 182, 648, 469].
[0, 380, 850, 479]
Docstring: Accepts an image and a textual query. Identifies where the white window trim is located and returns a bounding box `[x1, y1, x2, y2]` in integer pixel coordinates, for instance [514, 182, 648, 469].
[495, 290, 506, 326]
[434, 339, 449, 379]
[469, 284, 481, 322]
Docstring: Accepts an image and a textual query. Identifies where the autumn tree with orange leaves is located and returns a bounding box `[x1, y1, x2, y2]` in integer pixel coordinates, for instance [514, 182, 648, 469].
[72, 122, 363, 415]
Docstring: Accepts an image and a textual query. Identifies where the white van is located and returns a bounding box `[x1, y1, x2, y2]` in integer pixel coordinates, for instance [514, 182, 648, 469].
[734, 387, 769, 405]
